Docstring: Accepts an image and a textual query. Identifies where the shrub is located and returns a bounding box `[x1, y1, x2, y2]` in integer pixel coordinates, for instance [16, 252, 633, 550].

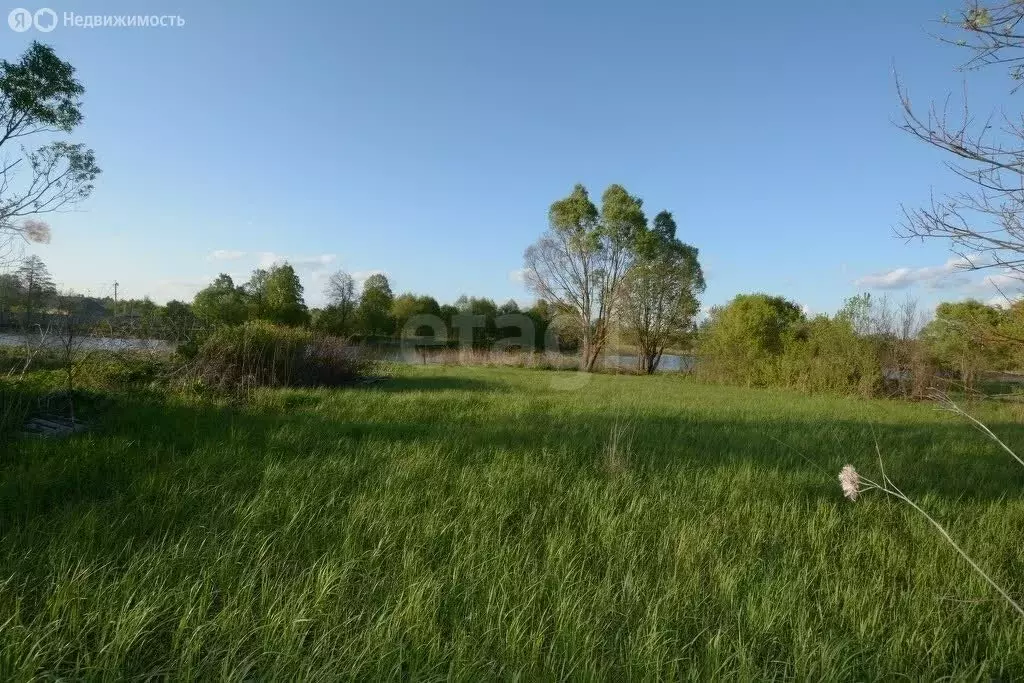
[185, 322, 370, 394]
[698, 294, 887, 397]
[81, 352, 175, 391]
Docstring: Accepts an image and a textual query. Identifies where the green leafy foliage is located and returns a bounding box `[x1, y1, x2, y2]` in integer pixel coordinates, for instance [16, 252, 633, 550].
[525, 184, 647, 370]
[0, 42, 100, 241]
[619, 211, 705, 373]
[356, 273, 395, 337]
[192, 274, 248, 327]
[922, 300, 1008, 389]
[699, 294, 806, 386]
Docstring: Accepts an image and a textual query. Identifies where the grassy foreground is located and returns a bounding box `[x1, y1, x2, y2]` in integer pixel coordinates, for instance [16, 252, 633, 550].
[2, 365, 1024, 679]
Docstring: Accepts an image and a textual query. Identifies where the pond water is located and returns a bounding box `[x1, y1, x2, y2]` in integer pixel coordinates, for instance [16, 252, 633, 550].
[0, 333, 174, 353]
[0, 334, 696, 373]
[603, 354, 696, 373]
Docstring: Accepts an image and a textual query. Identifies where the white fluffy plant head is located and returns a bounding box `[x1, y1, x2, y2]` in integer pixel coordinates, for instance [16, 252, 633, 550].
[838, 465, 861, 501]
[22, 219, 51, 244]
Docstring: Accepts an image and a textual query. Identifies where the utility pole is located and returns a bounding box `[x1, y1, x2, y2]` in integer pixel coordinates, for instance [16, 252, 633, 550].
[113, 281, 118, 319]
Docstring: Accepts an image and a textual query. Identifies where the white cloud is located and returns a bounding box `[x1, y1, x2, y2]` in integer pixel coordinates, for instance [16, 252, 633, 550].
[985, 294, 1018, 308]
[351, 269, 387, 288]
[509, 268, 526, 284]
[292, 253, 337, 268]
[981, 271, 1024, 290]
[854, 255, 981, 290]
[256, 252, 337, 269]
[256, 251, 281, 268]
[209, 249, 246, 261]
[149, 277, 213, 303]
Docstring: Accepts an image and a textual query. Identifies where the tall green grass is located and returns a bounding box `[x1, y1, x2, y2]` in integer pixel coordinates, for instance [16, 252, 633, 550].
[1, 365, 1023, 678]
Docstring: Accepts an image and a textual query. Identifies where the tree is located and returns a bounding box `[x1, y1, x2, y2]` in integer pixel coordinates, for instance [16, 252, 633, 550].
[263, 263, 308, 326]
[524, 184, 646, 371]
[161, 299, 197, 342]
[392, 293, 441, 336]
[618, 211, 705, 373]
[498, 299, 520, 315]
[524, 299, 555, 351]
[192, 274, 248, 326]
[242, 263, 308, 326]
[699, 294, 805, 386]
[454, 295, 499, 346]
[320, 269, 358, 335]
[243, 268, 270, 320]
[922, 299, 1006, 389]
[356, 273, 394, 337]
[0, 272, 18, 323]
[897, 3, 1024, 282]
[15, 254, 55, 328]
[0, 42, 100, 257]
[439, 303, 459, 342]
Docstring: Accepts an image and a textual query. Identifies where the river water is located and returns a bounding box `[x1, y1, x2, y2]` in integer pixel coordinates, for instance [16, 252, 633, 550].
[0, 334, 696, 373]
[0, 333, 174, 352]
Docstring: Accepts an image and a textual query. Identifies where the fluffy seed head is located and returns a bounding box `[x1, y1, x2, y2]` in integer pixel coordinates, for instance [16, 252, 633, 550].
[838, 465, 861, 501]
[22, 220, 51, 244]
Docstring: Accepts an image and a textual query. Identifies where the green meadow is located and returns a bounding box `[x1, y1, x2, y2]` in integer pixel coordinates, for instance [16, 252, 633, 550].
[2, 364, 1024, 679]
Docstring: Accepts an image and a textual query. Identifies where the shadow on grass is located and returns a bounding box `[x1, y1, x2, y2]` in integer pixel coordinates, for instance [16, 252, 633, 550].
[372, 375, 503, 392]
[3, 384, 1024, 545]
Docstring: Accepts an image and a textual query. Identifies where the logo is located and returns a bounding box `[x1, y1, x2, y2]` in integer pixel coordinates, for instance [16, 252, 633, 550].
[33, 7, 56, 31]
[8, 7, 31, 31]
[6, 9, 185, 30]
[7, 6, 55, 31]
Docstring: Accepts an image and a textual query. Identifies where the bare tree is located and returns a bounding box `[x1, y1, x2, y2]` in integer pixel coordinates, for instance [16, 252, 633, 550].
[897, 3, 1024, 280]
[55, 303, 90, 422]
[524, 184, 645, 371]
[0, 42, 100, 258]
[325, 270, 357, 315]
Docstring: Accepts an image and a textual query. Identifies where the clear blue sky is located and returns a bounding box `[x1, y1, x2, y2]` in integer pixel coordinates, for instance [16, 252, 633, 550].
[3, 0, 1014, 313]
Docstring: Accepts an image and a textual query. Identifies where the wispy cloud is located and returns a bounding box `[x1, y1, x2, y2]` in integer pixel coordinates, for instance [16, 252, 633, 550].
[150, 277, 215, 303]
[981, 270, 1024, 291]
[209, 249, 246, 261]
[508, 268, 526, 284]
[351, 269, 387, 287]
[854, 255, 982, 290]
[256, 252, 337, 269]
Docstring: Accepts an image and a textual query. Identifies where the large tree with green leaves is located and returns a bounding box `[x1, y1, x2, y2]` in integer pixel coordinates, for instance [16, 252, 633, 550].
[392, 293, 441, 337]
[192, 274, 248, 327]
[618, 211, 705, 373]
[242, 263, 309, 326]
[0, 42, 100, 260]
[356, 273, 395, 337]
[524, 184, 646, 371]
[261, 263, 309, 326]
[922, 299, 1006, 389]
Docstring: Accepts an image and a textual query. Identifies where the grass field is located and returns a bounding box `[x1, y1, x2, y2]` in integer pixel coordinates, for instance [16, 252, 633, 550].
[2, 364, 1024, 679]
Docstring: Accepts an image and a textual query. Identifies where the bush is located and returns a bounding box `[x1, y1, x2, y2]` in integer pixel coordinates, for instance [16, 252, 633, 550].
[82, 352, 175, 391]
[185, 322, 370, 394]
[698, 294, 887, 397]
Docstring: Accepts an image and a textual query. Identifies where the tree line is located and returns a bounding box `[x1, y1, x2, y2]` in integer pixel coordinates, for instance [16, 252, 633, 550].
[698, 291, 1024, 396]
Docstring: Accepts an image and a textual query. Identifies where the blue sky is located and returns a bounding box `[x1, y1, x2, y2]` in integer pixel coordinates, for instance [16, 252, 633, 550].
[2, 0, 1016, 313]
